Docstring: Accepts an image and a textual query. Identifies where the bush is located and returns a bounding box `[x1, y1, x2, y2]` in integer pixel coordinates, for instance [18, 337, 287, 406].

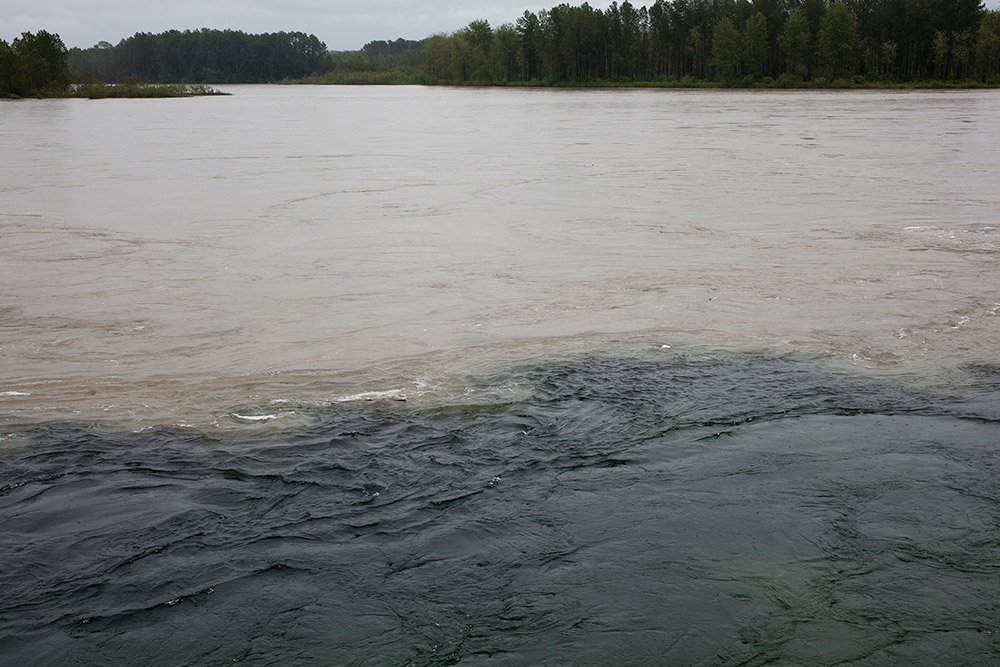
[70, 82, 227, 98]
[775, 72, 803, 88]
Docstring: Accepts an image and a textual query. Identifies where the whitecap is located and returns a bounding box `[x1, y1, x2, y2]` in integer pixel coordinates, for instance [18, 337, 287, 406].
[331, 389, 406, 403]
[0, 391, 30, 397]
[230, 412, 291, 422]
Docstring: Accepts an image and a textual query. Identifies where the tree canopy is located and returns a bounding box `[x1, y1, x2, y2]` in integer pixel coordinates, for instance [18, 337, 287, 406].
[420, 0, 998, 85]
[1, 30, 71, 95]
[68, 29, 329, 84]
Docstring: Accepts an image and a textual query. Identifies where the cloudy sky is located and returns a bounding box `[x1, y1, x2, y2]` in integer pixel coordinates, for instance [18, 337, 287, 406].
[1, 1, 614, 51]
[4, 0, 999, 51]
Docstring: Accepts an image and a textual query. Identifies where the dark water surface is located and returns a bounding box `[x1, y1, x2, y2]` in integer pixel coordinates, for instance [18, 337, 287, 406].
[3, 352, 999, 665]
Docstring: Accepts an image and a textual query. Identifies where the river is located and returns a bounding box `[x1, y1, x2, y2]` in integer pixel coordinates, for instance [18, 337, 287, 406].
[1, 86, 999, 665]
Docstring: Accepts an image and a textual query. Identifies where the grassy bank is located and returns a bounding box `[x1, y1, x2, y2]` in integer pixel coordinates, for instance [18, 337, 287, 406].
[68, 83, 228, 98]
[289, 68, 1000, 89]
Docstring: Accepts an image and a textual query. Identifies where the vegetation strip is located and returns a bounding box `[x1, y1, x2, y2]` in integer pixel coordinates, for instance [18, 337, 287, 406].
[4, 1, 1000, 94]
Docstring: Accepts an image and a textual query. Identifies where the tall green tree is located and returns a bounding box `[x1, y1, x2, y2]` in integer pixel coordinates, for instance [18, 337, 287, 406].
[975, 9, 1000, 79]
[423, 34, 453, 82]
[928, 0, 984, 77]
[516, 10, 543, 79]
[10, 30, 70, 93]
[712, 17, 742, 80]
[818, 2, 858, 78]
[712, 16, 741, 81]
[0, 39, 15, 95]
[451, 19, 494, 83]
[743, 12, 770, 76]
[779, 9, 811, 77]
[688, 25, 709, 76]
[800, 0, 827, 35]
[881, 39, 899, 77]
[494, 23, 521, 82]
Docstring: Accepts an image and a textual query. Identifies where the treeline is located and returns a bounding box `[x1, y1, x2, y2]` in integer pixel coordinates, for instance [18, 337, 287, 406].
[315, 38, 428, 84]
[310, 0, 1000, 86]
[12, 1, 1000, 92]
[1, 31, 71, 95]
[420, 0, 1000, 85]
[68, 29, 329, 83]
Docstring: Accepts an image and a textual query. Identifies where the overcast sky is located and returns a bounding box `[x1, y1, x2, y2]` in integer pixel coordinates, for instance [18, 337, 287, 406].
[0, 1, 612, 51]
[4, 0, 1000, 51]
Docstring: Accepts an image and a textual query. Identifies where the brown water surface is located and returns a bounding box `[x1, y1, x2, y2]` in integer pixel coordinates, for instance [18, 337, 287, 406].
[2, 86, 998, 424]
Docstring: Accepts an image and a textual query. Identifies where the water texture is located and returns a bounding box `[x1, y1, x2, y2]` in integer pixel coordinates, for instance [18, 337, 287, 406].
[1, 87, 999, 665]
[1, 87, 999, 424]
[2, 353, 999, 666]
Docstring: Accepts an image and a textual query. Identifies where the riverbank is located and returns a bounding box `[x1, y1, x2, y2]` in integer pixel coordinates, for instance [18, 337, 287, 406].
[296, 70, 1000, 89]
[4, 83, 228, 99]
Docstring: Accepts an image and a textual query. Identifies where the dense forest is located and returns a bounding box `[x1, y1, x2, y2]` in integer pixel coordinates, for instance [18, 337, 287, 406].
[7, 0, 1000, 94]
[1, 30, 72, 95]
[333, 0, 1000, 85]
[68, 29, 329, 84]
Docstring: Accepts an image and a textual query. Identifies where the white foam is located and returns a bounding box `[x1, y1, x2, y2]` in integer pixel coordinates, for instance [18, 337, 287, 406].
[332, 389, 406, 403]
[230, 412, 292, 422]
[0, 391, 30, 397]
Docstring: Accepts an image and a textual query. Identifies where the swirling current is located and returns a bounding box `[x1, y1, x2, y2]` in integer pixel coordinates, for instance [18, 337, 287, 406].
[2, 352, 999, 666]
[3, 87, 1000, 665]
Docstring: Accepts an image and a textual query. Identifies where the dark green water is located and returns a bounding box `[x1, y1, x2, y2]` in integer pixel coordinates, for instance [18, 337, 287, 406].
[2, 352, 998, 666]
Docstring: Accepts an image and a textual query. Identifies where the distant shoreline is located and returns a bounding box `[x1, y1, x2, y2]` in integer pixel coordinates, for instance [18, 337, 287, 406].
[3, 83, 228, 100]
[71, 83, 227, 98]
[291, 75, 1000, 90]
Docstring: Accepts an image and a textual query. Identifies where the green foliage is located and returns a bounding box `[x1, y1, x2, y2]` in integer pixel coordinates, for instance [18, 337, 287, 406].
[69, 82, 227, 98]
[375, 1, 998, 87]
[779, 9, 811, 78]
[881, 39, 898, 77]
[301, 68, 424, 85]
[422, 34, 452, 83]
[712, 17, 741, 81]
[494, 23, 521, 83]
[742, 13, 769, 77]
[1, 30, 70, 95]
[819, 2, 858, 79]
[451, 19, 494, 83]
[0, 39, 13, 95]
[516, 11, 543, 80]
[976, 11, 1000, 79]
[362, 38, 423, 62]
[68, 29, 329, 84]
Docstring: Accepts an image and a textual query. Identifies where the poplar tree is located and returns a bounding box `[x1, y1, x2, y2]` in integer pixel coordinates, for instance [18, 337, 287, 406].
[712, 17, 741, 80]
[819, 2, 858, 78]
[743, 12, 769, 77]
[779, 9, 811, 78]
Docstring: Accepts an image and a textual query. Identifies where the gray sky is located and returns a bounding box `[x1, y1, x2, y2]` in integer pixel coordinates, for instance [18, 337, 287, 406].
[1, 1, 610, 51]
[4, 0, 999, 51]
